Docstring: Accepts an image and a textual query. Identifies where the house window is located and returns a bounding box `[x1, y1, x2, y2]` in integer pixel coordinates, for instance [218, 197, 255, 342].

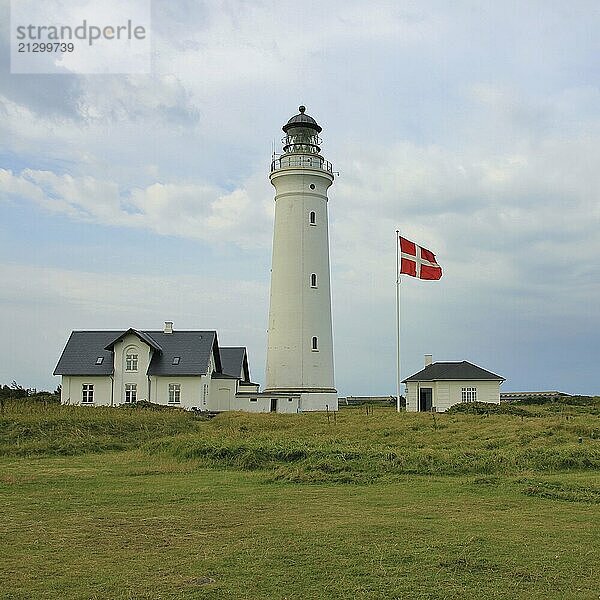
[311, 336, 318, 351]
[125, 383, 137, 404]
[310, 273, 318, 288]
[95, 357, 104, 365]
[125, 353, 138, 372]
[82, 384, 94, 404]
[309, 211, 316, 225]
[168, 383, 181, 404]
[461, 387, 477, 403]
[172, 357, 180, 365]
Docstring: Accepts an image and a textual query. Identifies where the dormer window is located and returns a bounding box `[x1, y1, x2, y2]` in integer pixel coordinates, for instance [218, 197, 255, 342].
[125, 353, 138, 372]
[95, 357, 104, 365]
[172, 357, 180, 365]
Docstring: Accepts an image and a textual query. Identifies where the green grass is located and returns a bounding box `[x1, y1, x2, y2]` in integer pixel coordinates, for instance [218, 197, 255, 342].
[1, 401, 599, 598]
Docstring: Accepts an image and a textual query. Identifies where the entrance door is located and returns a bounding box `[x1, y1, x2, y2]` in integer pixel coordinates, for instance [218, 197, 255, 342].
[419, 388, 433, 412]
[270, 398, 278, 413]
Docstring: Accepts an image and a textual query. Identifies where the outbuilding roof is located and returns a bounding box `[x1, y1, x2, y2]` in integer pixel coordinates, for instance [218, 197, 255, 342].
[54, 329, 221, 377]
[402, 361, 504, 383]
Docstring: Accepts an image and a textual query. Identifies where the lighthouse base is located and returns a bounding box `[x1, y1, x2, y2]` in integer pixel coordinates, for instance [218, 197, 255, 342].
[263, 388, 338, 412]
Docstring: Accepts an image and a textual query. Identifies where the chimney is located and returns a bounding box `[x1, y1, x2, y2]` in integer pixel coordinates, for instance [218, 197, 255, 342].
[164, 321, 173, 334]
[424, 354, 433, 367]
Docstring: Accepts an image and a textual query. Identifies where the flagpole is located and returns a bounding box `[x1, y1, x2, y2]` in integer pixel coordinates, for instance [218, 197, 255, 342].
[396, 229, 401, 412]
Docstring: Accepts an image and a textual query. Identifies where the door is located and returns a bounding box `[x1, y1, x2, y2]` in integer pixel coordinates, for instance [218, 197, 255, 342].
[270, 398, 278, 413]
[419, 388, 433, 412]
[219, 387, 231, 411]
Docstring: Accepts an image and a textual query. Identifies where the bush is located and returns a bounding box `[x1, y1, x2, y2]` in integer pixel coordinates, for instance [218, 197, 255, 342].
[446, 402, 502, 415]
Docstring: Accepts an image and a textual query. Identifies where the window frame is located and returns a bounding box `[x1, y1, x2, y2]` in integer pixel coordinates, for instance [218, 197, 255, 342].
[82, 383, 94, 404]
[461, 387, 477, 403]
[311, 336, 319, 351]
[310, 273, 318, 288]
[125, 383, 137, 404]
[168, 383, 181, 404]
[309, 211, 316, 226]
[125, 353, 138, 372]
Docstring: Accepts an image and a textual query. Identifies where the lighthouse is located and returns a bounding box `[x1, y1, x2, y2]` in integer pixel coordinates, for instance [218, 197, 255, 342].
[265, 106, 337, 411]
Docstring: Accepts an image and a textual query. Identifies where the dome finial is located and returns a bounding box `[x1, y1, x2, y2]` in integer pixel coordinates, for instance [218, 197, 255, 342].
[299, 105, 306, 113]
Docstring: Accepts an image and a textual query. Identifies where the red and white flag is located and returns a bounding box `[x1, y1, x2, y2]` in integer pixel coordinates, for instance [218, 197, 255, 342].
[399, 236, 442, 280]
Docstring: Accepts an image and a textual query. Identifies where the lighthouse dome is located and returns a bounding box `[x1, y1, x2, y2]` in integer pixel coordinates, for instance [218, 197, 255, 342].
[282, 106, 322, 133]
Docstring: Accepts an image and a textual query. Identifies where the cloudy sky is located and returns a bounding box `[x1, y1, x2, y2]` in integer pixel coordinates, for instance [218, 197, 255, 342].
[1, 0, 599, 396]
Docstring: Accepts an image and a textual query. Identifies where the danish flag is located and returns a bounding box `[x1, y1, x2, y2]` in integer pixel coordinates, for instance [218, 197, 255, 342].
[399, 236, 442, 280]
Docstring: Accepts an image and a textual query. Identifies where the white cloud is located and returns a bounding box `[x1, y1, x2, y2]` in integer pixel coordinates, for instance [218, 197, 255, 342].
[0, 168, 273, 249]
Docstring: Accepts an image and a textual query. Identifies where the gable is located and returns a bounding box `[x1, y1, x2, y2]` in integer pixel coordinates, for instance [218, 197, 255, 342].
[105, 328, 162, 352]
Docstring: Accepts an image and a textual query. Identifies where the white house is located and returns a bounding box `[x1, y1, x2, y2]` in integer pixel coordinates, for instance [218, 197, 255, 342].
[403, 355, 505, 412]
[53, 322, 301, 413]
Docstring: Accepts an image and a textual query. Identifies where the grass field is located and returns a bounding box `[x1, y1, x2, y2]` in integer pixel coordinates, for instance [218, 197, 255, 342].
[1, 401, 599, 599]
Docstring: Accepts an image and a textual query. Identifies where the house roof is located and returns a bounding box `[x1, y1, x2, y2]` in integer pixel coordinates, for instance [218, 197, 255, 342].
[220, 347, 250, 382]
[146, 331, 220, 376]
[402, 361, 504, 383]
[54, 329, 221, 377]
[54, 331, 120, 376]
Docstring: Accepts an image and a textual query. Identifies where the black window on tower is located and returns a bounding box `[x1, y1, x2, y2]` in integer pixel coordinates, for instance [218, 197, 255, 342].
[310, 273, 317, 288]
[309, 211, 316, 225]
[311, 336, 319, 351]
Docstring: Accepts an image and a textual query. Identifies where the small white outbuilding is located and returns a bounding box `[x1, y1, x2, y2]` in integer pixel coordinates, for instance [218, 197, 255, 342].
[403, 355, 505, 412]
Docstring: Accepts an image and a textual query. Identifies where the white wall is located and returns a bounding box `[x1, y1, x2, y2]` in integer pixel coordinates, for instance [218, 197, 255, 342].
[150, 375, 208, 410]
[112, 334, 151, 404]
[61, 375, 113, 406]
[275, 395, 300, 414]
[406, 380, 501, 412]
[231, 394, 300, 413]
[232, 394, 273, 413]
[211, 379, 238, 411]
[265, 164, 336, 401]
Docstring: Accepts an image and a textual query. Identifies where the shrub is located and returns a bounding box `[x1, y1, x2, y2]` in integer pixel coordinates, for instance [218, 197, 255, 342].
[446, 402, 502, 415]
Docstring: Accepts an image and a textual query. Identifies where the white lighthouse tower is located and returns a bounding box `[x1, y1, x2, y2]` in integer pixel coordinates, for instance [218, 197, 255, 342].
[265, 106, 337, 411]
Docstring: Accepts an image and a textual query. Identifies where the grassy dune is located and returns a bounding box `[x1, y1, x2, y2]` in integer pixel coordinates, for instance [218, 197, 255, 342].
[1, 401, 599, 599]
[2, 400, 599, 480]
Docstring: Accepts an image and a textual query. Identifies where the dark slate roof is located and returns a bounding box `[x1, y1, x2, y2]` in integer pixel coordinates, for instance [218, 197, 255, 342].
[54, 331, 120, 376]
[54, 329, 220, 376]
[402, 361, 504, 383]
[146, 331, 220, 376]
[220, 347, 249, 381]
